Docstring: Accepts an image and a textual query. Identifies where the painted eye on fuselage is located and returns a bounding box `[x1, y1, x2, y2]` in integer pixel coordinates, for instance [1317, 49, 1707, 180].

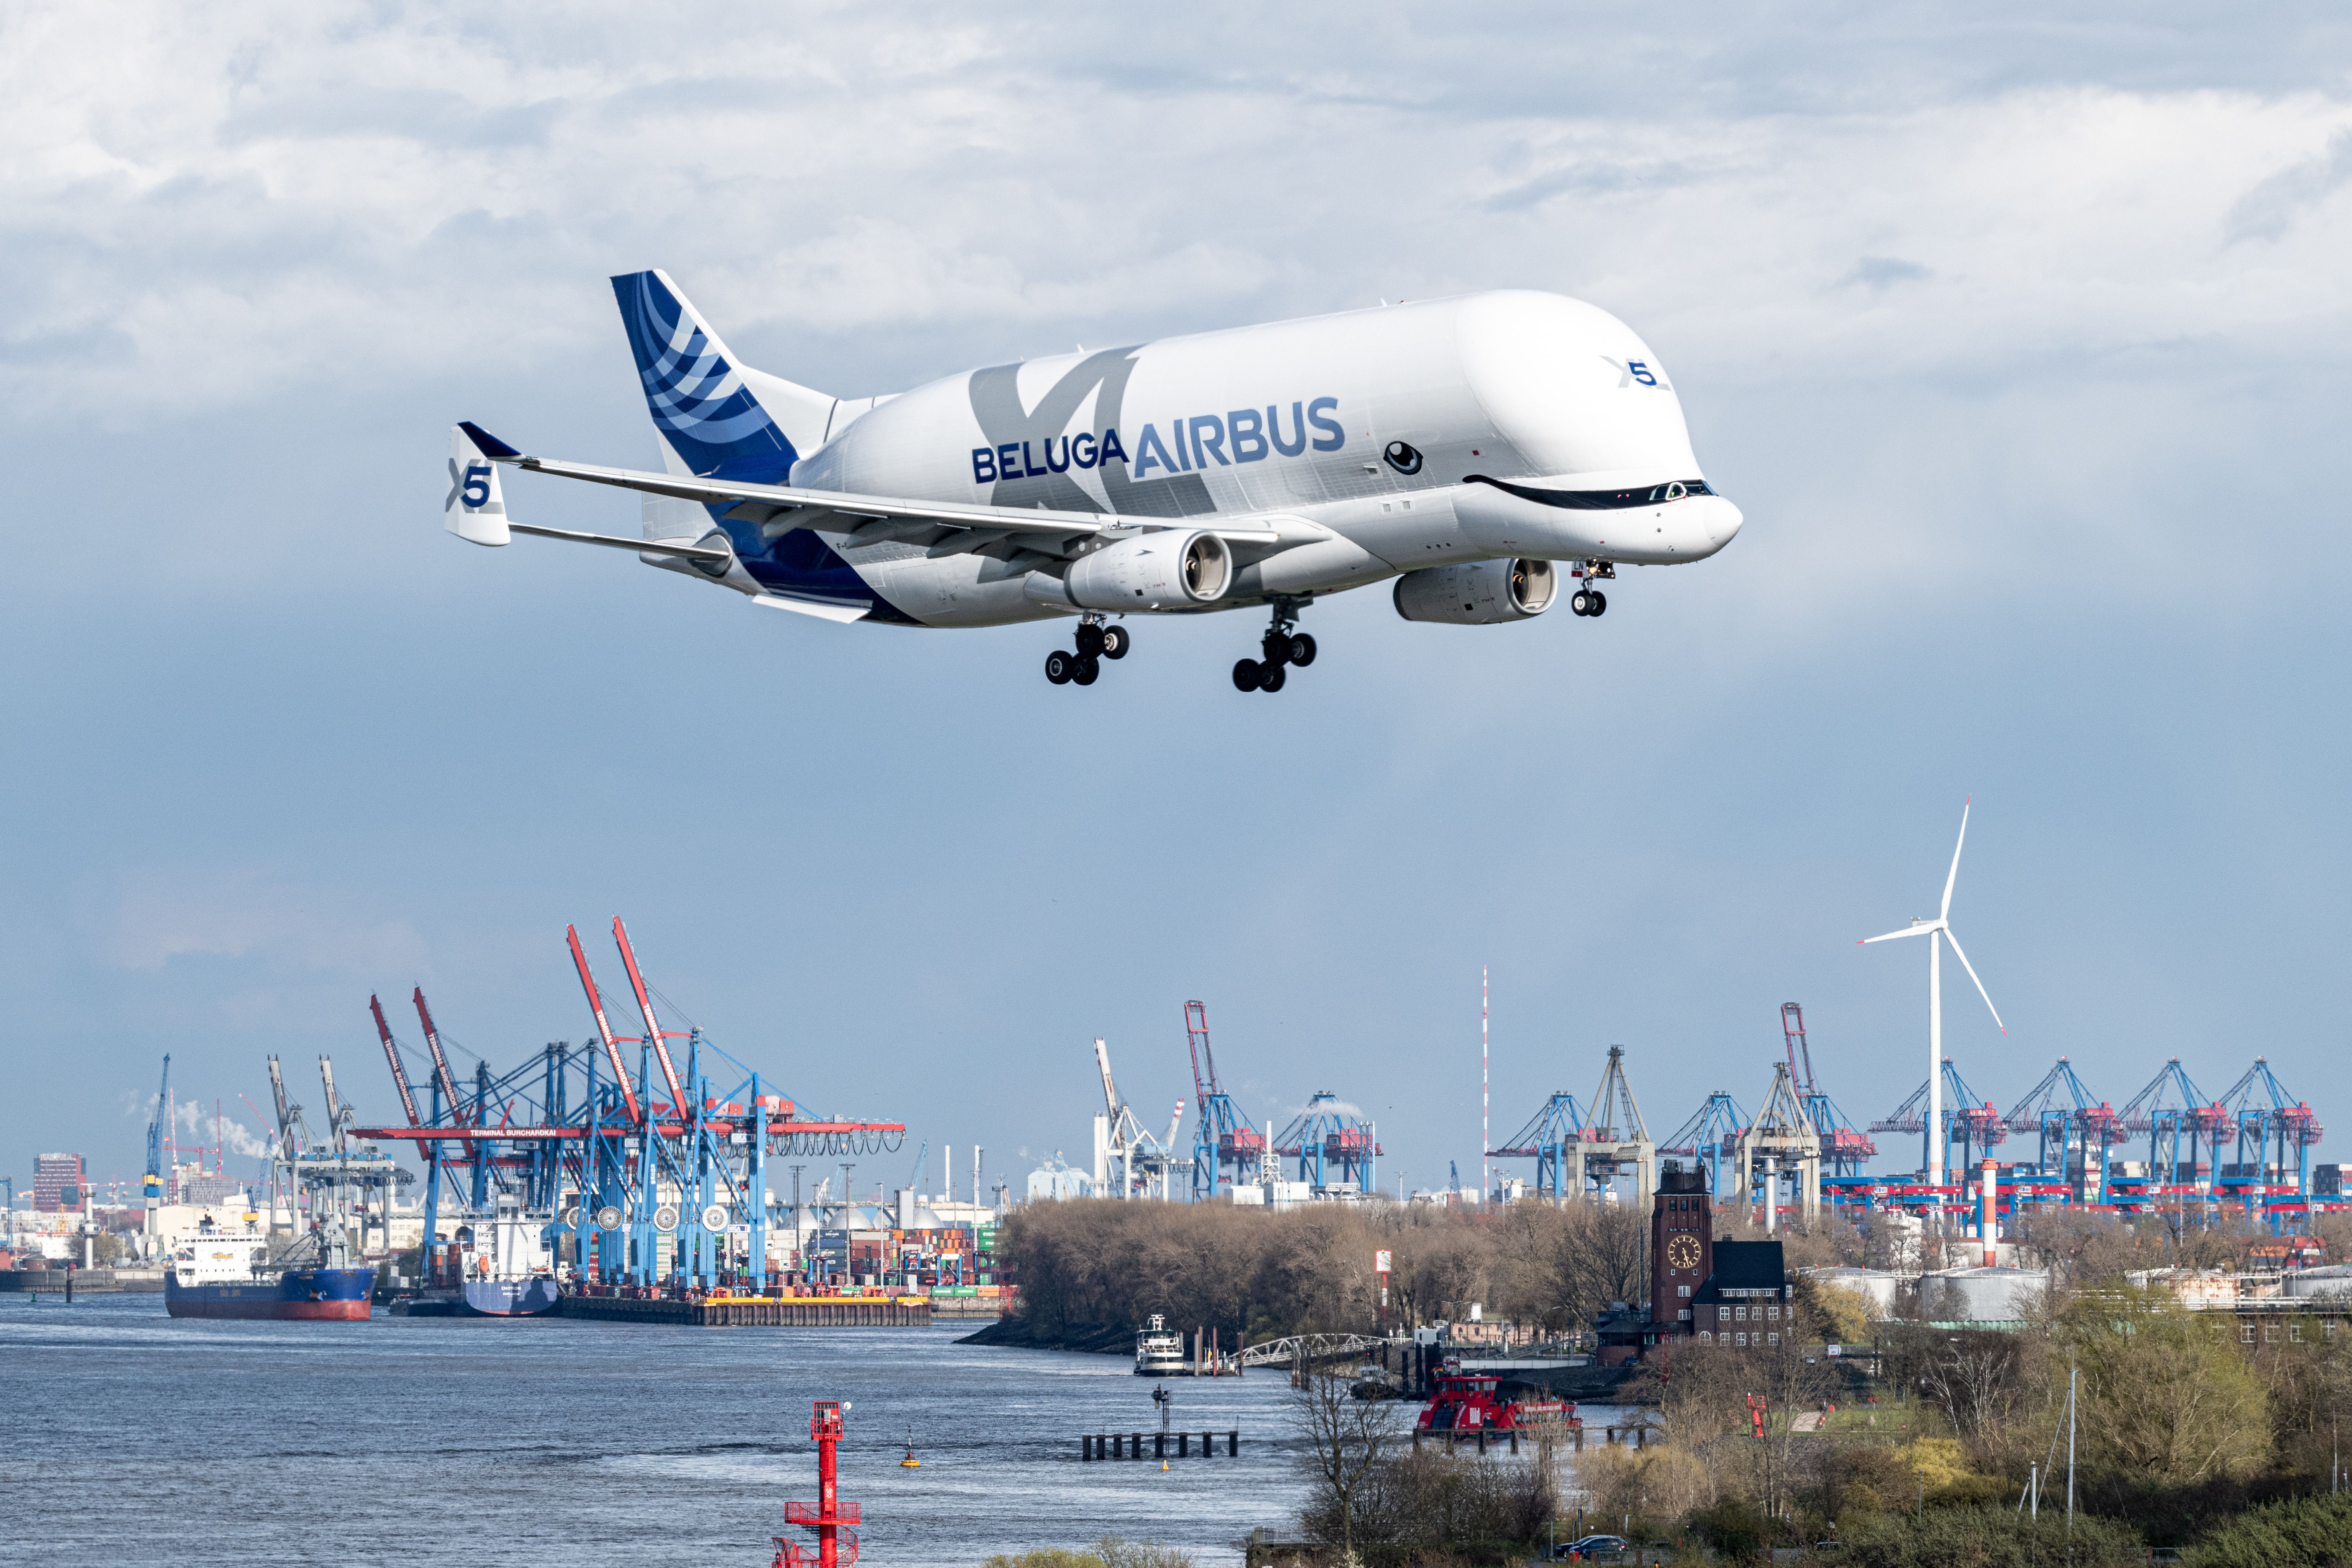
[1383, 441, 1423, 476]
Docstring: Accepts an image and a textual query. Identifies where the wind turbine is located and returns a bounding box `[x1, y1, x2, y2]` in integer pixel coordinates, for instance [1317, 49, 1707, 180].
[1860, 799, 2007, 1190]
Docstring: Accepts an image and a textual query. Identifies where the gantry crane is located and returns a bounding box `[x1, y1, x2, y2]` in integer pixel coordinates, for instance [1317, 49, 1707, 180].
[142, 1055, 171, 1250]
[1184, 1002, 1262, 1199]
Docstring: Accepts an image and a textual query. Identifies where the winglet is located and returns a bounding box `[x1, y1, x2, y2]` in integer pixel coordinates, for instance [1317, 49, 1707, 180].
[446, 425, 512, 546]
[458, 420, 522, 460]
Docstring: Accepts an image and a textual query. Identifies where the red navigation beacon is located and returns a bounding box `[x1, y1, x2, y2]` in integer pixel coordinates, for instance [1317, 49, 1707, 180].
[774, 1400, 861, 1568]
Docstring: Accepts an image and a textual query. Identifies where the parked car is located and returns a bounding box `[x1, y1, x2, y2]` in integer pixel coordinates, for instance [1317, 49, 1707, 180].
[1554, 1537, 1628, 1562]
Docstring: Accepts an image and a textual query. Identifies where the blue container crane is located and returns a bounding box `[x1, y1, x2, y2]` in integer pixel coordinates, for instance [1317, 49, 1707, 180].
[1272, 1092, 1379, 1193]
[2117, 1058, 2219, 1195]
[1488, 1091, 1591, 1200]
[360, 921, 905, 1296]
[2001, 1058, 2122, 1202]
[144, 1053, 171, 1237]
[1657, 1092, 1749, 1201]
[1869, 1058, 2007, 1182]
[1184, 1002, 1264, 1199]
[2211, 1058, 2322, 1227]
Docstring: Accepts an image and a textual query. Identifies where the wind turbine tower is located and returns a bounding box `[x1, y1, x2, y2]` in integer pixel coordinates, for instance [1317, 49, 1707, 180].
[1861, 799, 2007, 1192]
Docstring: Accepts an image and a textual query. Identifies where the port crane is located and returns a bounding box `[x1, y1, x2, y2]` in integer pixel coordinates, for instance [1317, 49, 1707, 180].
[354, 918, 905, 1293]
[1184, 1002, 1263, 1200]
[1781, 1004, 1876, 1176]
[1092, 1037, 1184, 1199]
[1659, 1091, 1749, 1202]
[2002, 1058, 2123, 1203]
[1271, 1092, 1378, 1194]
[1871, 1058, 2007, 1182]
[143, 1054, 170, 1250]
[1487, 1091, 1589, 1202]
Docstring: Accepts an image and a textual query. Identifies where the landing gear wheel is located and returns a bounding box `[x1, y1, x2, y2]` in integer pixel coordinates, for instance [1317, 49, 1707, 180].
[1045, 651, 1076, 685]
[1258, 663, 1287, 693]
[1570, 588, 1593, 616]
[1588, 591, 1607, 617]
[1072, 655, 1101, 686]
[1261, 632, 1292, 668]
[1232, 659, 1263, 692]
[1287, 632, 1317, 667]
[1100, 625, 1130, 660]
[1075, 623, 1105, 659]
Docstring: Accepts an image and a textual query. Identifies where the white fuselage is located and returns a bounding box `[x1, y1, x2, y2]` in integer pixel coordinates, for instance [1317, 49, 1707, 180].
[692, 290, 1740, 627]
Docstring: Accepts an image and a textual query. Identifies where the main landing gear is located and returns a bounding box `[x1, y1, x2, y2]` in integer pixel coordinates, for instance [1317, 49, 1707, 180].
[1044, 619, 1130, 686]
[1570, 560, 1615, 617]
[1233, 599, 1316, 694]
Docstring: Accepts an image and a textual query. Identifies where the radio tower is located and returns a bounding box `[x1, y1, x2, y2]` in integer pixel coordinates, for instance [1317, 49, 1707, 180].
[1481, 966, 1490, 1205]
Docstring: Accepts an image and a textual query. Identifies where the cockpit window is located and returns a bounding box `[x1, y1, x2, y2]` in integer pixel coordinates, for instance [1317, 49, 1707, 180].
[1466, 475, 1714, 509]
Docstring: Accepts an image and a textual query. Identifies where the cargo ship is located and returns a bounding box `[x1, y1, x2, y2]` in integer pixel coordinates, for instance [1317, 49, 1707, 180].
[164, 1215, 374, 1321]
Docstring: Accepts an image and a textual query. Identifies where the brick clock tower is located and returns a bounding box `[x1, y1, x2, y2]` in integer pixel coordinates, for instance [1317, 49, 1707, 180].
[1650, 1166, 1713, 1337]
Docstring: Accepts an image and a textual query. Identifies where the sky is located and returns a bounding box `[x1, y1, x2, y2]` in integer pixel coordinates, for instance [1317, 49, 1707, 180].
[3, 2, 2349, 1207]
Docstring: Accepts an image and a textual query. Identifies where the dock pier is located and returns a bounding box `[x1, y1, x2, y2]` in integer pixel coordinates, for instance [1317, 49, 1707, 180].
[1081, 1431, 1239, 1459]
[558, 1291, 931, 1327]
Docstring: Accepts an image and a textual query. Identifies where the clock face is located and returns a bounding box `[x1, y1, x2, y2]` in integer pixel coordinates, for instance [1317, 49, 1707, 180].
[1666, 1234, 1702, 1270]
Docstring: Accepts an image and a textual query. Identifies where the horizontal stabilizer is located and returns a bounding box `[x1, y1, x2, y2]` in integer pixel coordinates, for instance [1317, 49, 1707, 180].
[506, 522, 733, 565]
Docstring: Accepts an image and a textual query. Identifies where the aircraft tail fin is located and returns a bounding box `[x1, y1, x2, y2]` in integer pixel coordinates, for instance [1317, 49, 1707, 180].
[446, 423, 511, 545]
[610, 270, 836, 483]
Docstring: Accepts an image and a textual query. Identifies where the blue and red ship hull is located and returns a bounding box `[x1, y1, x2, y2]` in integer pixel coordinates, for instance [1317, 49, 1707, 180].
[165, 1267, 376, 1320]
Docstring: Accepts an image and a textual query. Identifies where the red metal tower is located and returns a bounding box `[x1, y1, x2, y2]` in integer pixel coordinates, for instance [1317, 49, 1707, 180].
[775, 1401, 860, 1568]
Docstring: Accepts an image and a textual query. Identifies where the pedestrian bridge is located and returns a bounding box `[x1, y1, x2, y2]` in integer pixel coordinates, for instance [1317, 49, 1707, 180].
[1238, 1331, 1395, 1368]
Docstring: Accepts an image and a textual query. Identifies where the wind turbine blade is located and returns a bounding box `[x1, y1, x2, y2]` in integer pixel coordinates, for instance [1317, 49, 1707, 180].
[1859, 925, 1934, 945]
[1941, 926, 2007, 1035]
[1941, 797, 1971, 922]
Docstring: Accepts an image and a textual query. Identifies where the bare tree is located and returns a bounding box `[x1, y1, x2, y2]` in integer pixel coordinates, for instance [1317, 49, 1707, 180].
[1292, 1362, 1405, 1559]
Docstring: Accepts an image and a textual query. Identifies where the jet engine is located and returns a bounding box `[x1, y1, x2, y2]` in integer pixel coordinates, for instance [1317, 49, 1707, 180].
[1391, 558, 1558, 624]
[1050, 529, 1234, 612]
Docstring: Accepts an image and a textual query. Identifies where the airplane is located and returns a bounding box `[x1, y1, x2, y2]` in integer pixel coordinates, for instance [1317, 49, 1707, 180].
[447, 271, 1743, 692]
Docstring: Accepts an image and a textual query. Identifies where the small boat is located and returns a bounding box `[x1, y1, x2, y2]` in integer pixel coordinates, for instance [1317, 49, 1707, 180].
[1134, 1314, 1187, 1376]
[1414, 1365, 1577, 1435]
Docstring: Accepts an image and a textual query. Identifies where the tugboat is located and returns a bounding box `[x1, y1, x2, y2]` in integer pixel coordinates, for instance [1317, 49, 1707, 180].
[164, 1214, 375, 1321]
[1134, 1313, 1187, 1376]
[1414, 1364, 1576, 1435]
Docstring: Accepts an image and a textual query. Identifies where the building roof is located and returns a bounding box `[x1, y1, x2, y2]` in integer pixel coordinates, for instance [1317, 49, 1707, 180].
[1692, 1241, 1787, 1302]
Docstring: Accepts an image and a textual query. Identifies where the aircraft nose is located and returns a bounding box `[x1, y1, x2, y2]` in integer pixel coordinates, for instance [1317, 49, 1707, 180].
[1703, 495, 1743, 549]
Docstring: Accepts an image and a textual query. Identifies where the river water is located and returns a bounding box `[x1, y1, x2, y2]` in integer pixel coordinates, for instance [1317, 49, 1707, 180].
[8, 1295, 1635, 1565]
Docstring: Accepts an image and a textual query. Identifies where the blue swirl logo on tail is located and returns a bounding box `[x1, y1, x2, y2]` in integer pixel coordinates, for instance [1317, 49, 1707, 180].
[611, 270, 794, 480]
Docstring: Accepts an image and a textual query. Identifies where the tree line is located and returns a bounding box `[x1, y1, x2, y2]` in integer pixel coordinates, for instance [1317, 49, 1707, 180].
[998, 1194, 1657, 1342]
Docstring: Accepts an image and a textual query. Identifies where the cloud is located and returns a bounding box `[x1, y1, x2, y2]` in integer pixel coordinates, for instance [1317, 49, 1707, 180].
[1, 7, 2347, 426]
[2226, 127, 2352, 242]
[105, 870, 427, 977]
[1840, 255, 1932, 290]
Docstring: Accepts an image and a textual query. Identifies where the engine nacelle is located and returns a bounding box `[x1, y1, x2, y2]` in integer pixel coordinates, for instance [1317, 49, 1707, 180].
[1043, 530, 1233, 612]
[1391, 558, 1557, 624]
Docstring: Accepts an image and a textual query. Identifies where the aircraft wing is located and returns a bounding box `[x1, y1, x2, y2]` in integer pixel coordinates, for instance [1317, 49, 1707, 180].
[456, 422, 1279, 549]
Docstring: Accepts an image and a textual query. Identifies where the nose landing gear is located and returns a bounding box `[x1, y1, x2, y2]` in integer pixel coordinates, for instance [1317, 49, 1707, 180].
[1044, 618, 1129, 687]
[1233, 598, 1316, 693]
